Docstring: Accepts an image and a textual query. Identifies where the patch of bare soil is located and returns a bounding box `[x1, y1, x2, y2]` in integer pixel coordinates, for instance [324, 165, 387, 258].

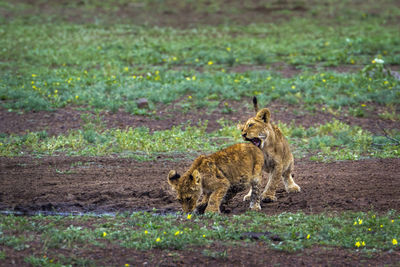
[1, 156, 399, 215]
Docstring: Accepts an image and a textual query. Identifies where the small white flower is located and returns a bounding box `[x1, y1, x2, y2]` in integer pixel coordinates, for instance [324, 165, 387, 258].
[374, 58, 384, 64]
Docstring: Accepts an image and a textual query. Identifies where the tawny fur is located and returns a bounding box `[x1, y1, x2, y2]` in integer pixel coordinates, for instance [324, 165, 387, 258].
[167, 143, 264, 213]
[238, 100, 301, 202]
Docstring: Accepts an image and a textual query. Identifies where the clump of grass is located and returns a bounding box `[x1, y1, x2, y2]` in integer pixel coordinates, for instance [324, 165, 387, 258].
[0, 119, 398, 161]
[0, 210, 398, 262]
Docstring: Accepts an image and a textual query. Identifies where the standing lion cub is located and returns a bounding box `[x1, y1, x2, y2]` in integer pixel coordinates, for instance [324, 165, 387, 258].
[238, 97, 301, 202]
[167, 143, 264, 213]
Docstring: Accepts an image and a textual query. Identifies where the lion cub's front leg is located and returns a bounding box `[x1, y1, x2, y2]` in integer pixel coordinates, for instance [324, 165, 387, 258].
[195, 193, 211, 214]
[205, 185, 229, 213]
[249, 180, 261, 211]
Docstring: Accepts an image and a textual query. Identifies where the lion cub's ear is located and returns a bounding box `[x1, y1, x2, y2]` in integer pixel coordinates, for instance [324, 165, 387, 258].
[167, 170, 181, 187]
[256, 108, 271, 123]
[191, 169, 201, 186]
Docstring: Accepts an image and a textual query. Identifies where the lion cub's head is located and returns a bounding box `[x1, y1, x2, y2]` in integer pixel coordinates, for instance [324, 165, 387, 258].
[238, 108, 271, 149]
[167, 169, 202, 213]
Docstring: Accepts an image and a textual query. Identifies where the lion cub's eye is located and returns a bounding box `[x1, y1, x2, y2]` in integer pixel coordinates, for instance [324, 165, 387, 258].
[185, 197, 192, 202]
[248, 123, 254, 128]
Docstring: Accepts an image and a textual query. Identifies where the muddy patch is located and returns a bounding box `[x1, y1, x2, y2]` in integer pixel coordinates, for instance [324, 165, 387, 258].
[1, 156, 399, 215]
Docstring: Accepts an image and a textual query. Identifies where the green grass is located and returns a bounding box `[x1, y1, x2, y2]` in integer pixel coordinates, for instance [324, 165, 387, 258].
[0, 1, 399, 112]
[0, 211, 399, 265]
[1, 119, 398, 161]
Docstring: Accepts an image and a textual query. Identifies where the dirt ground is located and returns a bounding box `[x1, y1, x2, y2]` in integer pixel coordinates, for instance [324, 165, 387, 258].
[1, 100, 400, 266]
[1, 155, 400, 215]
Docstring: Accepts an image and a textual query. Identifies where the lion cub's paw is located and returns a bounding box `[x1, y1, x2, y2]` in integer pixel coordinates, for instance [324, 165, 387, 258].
[286, 184, 301, 193]
[262, 194, 277, 203]
[250, 203, 261, 211]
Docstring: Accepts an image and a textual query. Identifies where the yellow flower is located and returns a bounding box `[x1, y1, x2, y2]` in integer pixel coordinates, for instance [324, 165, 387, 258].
[384, 81, 389, 85]
[391, 220, 394, 223]
[175, 231, 180, 236]
[132, 75, 136, 79]
[32, 74, 37, 77]
[393, 239, 398, 245]
[145, 230, 148, 235]
[124, 67, 129, 72]
[203, 234, 206, 238]
[355, 241, 361, 247]
[186, 77, 191, 81]
[31, 81, 35, 84]
[372, 60, 376, 64]
[358, 219, 363, 225]
[103, 232, 107, 237]
[322, 79, 326, 83]
[234, 79, 240, 83]
[187, 214, 192, 219]
[195, 58, 199, 62]
[354, 221, 358, 225]
[306, 234, 310, 239]
[192, 76, 196, 81]
[172, 56, 177, 61]
[380, 225, 383, 228]
[156, 237, 161, 242]
[291, 85, 296, 89]
[361, 104, 366, 107]
[125, 264, 130, 267]
[350, 59, 355, 64]
[155, 70, 160, 75]
[188, 95, 192, 99]
[368, 228, 371, 231]
[0, 142, 3, 146]
[54, 90, 58, 94]
[267, 76, 272, 81]
[208, 61, 213, 65]
[362, 241, 365, 246]
[226, 47, 231, 52]
[75, 95, 79, 100]
[221, 68, 225, 72]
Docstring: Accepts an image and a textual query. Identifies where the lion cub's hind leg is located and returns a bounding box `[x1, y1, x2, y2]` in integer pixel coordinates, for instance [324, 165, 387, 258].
[282, 165, 301, 193]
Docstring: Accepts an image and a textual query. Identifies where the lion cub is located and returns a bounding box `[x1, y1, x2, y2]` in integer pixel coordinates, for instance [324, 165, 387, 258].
[239, 97, 301, 203]
[167, 143, 264, 213]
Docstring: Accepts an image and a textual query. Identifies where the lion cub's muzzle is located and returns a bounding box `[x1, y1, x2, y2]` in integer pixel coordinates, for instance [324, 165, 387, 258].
[243, 133, 262, 148]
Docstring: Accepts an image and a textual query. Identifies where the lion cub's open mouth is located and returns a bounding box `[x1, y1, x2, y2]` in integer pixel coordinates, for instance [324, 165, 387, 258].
[246, 137, 261, 148]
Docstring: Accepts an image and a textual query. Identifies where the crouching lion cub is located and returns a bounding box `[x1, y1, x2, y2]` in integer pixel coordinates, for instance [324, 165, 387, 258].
[167, 143, 264, 213]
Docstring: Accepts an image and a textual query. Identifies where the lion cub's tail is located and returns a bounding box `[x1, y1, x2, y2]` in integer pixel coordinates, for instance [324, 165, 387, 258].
[253, 96, 259, 113]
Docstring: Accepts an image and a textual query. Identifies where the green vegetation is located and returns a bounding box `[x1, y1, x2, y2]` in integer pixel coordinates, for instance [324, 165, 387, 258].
[0, 211, 398, 264]
[0, 1, 399, 112]
[1, 119, 398, 161]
